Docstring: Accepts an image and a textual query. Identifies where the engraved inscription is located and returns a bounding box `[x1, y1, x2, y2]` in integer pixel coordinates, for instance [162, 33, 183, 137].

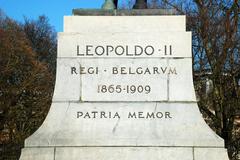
[71, 66, 177, 75]
[97, 85, 151, 94]
[77, 111, 172, 119]
[77, 45, 173, 57]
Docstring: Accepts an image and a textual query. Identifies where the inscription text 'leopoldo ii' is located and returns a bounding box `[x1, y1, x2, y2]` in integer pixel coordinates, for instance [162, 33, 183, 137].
[76, 44, 173, 57]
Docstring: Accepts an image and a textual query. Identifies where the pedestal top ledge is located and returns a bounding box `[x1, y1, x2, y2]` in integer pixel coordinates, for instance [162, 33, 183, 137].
[72, 9, 178, 16]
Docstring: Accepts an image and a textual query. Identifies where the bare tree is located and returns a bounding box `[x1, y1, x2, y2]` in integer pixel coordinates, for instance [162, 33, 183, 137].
[191, 1, 240, 159]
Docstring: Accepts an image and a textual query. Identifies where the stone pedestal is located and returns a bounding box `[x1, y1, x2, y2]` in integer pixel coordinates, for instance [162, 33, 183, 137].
[20, 10, 229, 160]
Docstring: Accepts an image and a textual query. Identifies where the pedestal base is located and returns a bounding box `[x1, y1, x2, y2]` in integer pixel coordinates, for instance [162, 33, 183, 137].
[20, 102, 229, 160]
[20, 147, 229, 160]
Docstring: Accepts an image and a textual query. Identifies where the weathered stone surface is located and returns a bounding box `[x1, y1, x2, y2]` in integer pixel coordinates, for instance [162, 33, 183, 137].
[194, 148, 229, 160]
[80, 58, 168, 101]
[169, 58, 196, 101]
[64, 16, 186, 33]
[58, 32, 191, 58]
[20, 10, 230, 160]
[25, 102, 69, 145]
[25, 102, 223, 147]
[55, 147, 193, 160]
[19, 148, 54, 160]
[52, 58, 197, 102]
[52, 59, 80, 101]
[20, 146, 230, 160]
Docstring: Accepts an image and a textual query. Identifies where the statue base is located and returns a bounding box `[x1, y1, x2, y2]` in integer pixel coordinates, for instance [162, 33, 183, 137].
[20, 103, 229, 160]
[20, 9, 229, 160]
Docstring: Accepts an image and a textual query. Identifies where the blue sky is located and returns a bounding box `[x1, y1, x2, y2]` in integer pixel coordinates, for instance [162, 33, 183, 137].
[0, 0, 127, 32]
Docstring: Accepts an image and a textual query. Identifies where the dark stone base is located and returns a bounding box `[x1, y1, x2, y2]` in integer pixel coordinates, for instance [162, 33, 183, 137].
[72, 9, 177, 16]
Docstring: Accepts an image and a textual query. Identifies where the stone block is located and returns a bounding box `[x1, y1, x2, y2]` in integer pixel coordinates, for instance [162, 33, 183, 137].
[19, 148, 54, 160]
[194, 148, 229, 160]
[25, 102, 69, 146]
[55, 147, 193, 160]
[169, 58, 197, 101]
[80, 58, 168, 101]
[57, 32, 192, 58]
[25, 102, 224, 147]
[72, 9, 177, 16]
[51, 58, 199, 102]
[52, 58, 80, 101]
[64, 16, 186, 33]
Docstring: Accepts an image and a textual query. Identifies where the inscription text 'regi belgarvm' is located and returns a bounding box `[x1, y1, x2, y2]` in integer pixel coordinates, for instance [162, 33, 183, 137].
[71, 66, 177, 75]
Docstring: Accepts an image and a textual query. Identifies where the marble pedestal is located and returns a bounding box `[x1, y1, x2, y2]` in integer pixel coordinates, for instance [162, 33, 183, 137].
[20, 9, 229, 160]
[20, 103, 229, 160]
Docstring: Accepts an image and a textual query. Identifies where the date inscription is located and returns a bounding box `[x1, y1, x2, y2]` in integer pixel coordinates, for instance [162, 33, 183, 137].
[97, 85, 151, 94]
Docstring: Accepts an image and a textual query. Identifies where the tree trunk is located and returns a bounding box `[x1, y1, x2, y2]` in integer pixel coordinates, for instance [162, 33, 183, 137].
[133, 0, 148, 9]
[114, 0, 118, 8]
